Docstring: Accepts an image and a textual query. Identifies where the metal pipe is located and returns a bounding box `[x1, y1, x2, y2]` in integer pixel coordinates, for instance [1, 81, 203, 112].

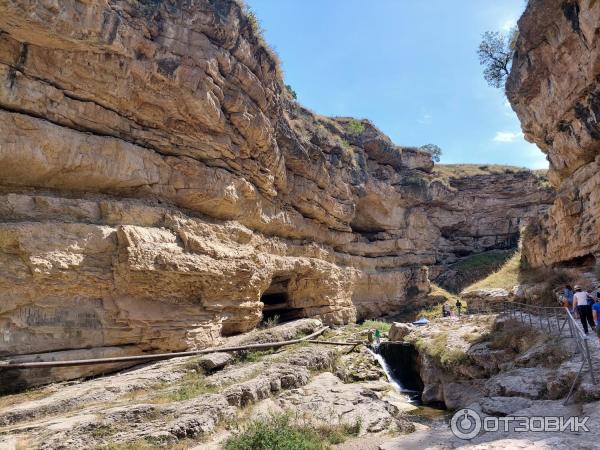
[0, 326, 331, 370]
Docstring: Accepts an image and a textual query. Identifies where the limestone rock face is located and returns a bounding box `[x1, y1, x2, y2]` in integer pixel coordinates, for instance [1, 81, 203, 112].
[507, 0, 600, 267]
[0, 0, 434, 374]
[429, 167, 554, 266]
[0, 0, 554, 387]
[388, 322, 415, 342]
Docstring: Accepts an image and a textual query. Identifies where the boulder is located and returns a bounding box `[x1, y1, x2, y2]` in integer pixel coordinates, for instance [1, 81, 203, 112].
[196, 353, 233, 372]
[479, 396, 533, 416]
[388, 322, 415, 342]
[467, 342, 515, 375]
[485, 367, 551, 399]
[443, 381, 486, 410]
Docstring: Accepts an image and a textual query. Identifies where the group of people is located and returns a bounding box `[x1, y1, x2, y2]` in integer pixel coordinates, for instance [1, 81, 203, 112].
[562, 284, 600, 338]
[442, 299, 463, 318]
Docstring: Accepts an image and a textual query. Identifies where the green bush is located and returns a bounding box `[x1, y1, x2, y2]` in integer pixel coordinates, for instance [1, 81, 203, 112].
[224, 414, 360, 450]
[262, 314, 280, 329]
[346, 119, 365, 136]
[285, 84, 297, 99]
[358, 319, 392, 333]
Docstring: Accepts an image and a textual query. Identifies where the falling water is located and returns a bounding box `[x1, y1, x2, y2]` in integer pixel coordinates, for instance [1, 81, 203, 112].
[368, 347, 403, 392]
[367, 345, 422, 402]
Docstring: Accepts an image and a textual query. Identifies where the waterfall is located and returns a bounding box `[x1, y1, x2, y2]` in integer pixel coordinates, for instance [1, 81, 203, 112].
[368, 342, 424, 403]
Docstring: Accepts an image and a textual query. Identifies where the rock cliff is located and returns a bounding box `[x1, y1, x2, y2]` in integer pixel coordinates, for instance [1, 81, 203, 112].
[0, 0, 552, 382]
[507, 0, 600, 267]
[0, 0, 436, 367]
[430, 166, 551, 263]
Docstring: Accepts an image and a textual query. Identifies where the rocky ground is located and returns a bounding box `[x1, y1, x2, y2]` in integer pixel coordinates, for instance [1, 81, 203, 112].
[0, 319, 419, 450]
[5, 312, 600, 449]
[387, 311, 600, 449]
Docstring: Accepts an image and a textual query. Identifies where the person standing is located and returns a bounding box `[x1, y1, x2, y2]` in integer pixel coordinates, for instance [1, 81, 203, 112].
[442, 304, 450, 317]
[455, 299, 463, 317]
[374, 328, 381, 345]
[592, 297, 600, 342]
[573, 285, 595, 334]
[563, 285, 575, 308]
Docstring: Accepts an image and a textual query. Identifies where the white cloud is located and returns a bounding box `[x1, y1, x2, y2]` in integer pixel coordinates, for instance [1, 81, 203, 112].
[522, 142, 549, 169]
[493, 131, 523, 143]
[418, 112, 432, 125]
[500, 18, 516, 32]
[503, 100, 511, 108]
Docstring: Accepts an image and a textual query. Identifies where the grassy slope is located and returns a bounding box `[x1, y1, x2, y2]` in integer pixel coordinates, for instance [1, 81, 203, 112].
[463, 250, 522, 291]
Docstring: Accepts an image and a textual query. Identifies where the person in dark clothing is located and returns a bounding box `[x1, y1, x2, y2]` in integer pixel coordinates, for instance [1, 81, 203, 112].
[573, 285, 595, 334]
[442, 304, 450, 317]
[455, 299, 463, 317]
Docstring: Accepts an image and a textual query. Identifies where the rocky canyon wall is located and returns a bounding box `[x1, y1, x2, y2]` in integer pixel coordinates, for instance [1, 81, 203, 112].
[508, 0, 600, 268]
[0, 0, 553, 383]
[0, 0, 439, 367]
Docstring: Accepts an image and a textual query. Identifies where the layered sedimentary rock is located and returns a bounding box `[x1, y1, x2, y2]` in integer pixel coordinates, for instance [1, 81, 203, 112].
[429, 166, 553, 264]
[507, 0, 600, 267]
[0, 0, 437, 368]
[0, 0, 553, 384]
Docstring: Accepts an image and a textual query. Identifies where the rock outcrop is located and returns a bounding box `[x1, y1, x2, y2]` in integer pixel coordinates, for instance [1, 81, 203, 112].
[0, 321, 416, 448]
[0, 0, 553, 387]
[0, 0, 435, 368]
[507, 0, 600, 267]
[430, 165, 553, 265]
[427, 165, 553, 291]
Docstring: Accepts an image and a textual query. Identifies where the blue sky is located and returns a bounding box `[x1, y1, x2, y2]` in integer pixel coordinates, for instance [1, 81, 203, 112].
[247, 0, 548, 169]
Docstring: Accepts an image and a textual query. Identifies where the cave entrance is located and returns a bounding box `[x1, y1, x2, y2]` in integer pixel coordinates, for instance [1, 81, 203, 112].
[260, 276, 304, 324]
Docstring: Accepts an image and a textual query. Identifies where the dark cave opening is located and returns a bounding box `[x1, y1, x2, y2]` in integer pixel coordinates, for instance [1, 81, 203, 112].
[376, 342, 424, 395]
[260, 276, 304, 323]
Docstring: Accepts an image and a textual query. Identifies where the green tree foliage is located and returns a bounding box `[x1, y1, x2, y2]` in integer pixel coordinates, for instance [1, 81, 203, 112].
[420, 143, 442, 162]
[285, 84, 297, 99]
[346, 119, 365, 136]
[477, 29, 518, 88]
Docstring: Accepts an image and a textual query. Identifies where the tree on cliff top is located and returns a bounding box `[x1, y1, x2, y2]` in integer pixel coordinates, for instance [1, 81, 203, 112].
[420, 144, 442, 162]
[478, 29, 518, 88]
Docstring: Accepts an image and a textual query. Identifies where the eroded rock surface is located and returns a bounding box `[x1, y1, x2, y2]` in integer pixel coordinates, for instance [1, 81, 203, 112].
[0, 0, 553, 389]
[508, 0, 600, 267]
[0, 321, 416, 449]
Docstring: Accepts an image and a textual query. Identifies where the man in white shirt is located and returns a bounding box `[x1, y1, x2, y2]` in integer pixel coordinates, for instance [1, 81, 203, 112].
[573, 285, 595, 334]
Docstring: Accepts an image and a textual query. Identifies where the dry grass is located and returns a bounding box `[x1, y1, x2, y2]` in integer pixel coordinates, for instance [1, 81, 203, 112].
[0, 386, 50, 409]
[486, 319, 538, 352]
[405, 331, 468, 369]
[465, 250, 521, 291]
[416, 284, 464, 320]
[434, 164, 528, 180]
